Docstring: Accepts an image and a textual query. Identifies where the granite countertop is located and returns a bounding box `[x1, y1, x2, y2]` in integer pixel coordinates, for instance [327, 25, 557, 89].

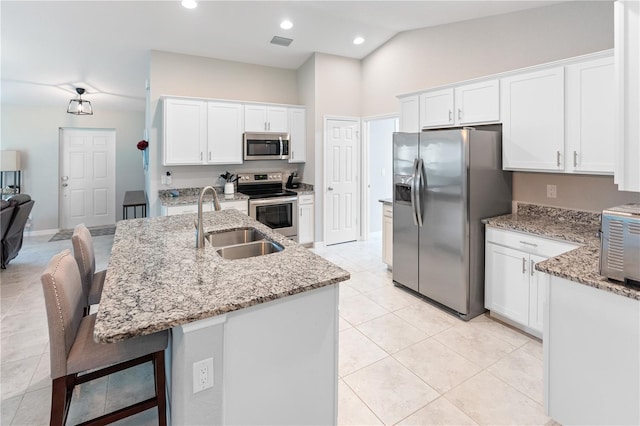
[159, 187, 249, 206]
[290, 183, 314, 195]
[484, 203, 639, 301]
[94, 209, 349, 343]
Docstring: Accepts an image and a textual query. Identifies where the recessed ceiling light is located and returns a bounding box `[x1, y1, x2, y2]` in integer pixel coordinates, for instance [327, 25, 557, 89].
[181, 0, 197, 9]
[353, 36, 365, 45]
[280, 20, 293, 30]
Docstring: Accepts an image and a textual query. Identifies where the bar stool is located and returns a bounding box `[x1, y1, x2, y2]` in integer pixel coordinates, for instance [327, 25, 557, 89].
[40, 249, 168, 425]
[72, 224, 105, 312]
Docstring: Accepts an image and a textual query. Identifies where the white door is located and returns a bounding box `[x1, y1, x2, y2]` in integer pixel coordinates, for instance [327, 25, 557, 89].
[59, 128, 116, 229]
[325, 119, 359, 246]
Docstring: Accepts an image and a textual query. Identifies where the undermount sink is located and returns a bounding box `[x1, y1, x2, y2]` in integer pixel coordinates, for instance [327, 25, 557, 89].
[205, 227, 265, 247]
[216, 240, 284, 260]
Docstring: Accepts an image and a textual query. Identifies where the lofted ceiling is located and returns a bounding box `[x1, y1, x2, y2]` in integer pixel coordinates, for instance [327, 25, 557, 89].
[1, 1, 563, 112]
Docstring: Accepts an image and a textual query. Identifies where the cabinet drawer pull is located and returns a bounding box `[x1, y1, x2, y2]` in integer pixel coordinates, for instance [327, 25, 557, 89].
[557, 151, 561, 167]
[531, 259, 535, 276]
[522, 257, 527, 274]
[519, 240, 538, 247]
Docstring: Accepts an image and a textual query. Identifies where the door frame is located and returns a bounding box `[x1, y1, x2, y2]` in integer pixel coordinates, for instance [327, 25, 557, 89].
[59, 127, 116, 230]
[323, 115, 361, 245]
[361, 113, 398, 241]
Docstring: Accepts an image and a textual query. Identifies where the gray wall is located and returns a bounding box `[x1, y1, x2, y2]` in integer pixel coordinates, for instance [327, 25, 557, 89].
[1, 105, 145, 232]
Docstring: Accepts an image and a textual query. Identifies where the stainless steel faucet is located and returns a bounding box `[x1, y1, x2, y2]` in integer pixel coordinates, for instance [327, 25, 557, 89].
[196, 186, 221, 248]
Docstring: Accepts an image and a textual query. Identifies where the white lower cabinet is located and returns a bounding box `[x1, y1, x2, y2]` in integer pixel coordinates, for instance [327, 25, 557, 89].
[298, 194, 314, 245]
[382, 203, 392, 268]
[485, 227, 578, 337]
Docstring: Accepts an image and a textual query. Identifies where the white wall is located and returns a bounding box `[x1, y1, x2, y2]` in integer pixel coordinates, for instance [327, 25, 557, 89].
[1, 105, 145, 232]
[147, 50, 302, 216]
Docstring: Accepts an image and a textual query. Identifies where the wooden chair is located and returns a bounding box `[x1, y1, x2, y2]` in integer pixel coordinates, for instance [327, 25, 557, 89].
[41, 249, 168, 425]
[72, 224, 106, 311]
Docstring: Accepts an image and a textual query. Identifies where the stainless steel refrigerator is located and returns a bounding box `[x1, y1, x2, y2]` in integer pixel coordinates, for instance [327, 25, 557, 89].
[393, 128, 512, 320]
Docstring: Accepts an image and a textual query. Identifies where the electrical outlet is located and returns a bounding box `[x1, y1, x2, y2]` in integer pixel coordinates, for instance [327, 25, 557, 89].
[546, 184, 557, 199]
[193, 358, 214, 393]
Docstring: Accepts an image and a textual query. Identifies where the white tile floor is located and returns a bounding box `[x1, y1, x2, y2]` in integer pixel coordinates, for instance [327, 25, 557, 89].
[0, 232, 554, 425]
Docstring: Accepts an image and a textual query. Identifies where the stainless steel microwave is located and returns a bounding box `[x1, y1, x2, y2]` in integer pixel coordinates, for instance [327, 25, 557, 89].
[243, 132, 290, 160]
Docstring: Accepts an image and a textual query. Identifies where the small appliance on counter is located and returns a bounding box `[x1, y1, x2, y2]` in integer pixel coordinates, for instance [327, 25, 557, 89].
[285, 171, 301, 189]
[600, 203, 640, 285]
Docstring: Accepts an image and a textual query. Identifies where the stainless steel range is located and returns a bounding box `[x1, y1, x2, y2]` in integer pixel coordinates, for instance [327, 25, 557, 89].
[237, 172, 298, 239]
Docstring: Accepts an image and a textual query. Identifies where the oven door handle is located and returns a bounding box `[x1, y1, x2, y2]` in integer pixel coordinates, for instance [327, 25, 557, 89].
[249, 196, 298, 206]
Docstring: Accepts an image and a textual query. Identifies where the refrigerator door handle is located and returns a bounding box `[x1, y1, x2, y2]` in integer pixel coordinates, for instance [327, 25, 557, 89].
[410, 158, 419, 226]
[415, 158, 425, 227]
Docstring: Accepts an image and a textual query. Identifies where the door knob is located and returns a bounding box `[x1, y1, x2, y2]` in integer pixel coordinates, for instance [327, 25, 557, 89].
[62, 183, 68, 187]
[328, 187, 334, 191]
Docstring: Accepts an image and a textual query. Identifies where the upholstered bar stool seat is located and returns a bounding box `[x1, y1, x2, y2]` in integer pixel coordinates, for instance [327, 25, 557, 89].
[41, 250, 168, 426]
[72, 224, 105, 308]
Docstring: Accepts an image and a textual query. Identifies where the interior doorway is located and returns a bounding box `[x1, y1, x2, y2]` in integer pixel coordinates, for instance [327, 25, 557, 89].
[362, 115, 398, 241]
[59, 128, 116, 229]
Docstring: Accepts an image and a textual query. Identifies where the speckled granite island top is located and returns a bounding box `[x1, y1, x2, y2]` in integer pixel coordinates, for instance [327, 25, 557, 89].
[159, 187, 249, 206]
[94, 209, 349, 343]
[484, 203, 639, 301]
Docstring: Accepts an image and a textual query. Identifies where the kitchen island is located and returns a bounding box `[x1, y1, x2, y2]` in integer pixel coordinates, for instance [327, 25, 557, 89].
[94, 209, 349, 425]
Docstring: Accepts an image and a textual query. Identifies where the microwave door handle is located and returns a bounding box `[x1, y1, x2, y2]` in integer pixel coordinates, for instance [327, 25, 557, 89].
[410, 158, 419, 226]
[279, 136, 283, 157]
[415, 158, 425, 227]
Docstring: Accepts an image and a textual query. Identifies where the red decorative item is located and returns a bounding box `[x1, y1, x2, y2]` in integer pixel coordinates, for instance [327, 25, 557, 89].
[137, 140, 149, 151]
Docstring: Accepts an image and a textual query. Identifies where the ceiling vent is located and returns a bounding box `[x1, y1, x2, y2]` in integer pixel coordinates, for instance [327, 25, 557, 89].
[270, 36, 293, 47]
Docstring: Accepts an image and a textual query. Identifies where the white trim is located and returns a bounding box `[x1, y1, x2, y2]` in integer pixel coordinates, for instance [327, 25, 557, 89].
[180, 314, 227, 333]
[323, 116, 362, 245]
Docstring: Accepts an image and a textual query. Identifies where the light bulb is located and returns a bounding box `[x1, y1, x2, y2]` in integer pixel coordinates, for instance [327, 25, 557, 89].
[280, 20, 293, 30]
[353, 36, 365, 45]
[181, 0, 197, 9]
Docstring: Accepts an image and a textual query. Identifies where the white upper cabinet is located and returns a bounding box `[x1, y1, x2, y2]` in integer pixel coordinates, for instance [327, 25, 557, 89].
[420, 88, 454, 128]
[501, 67, 565, 171]
[566, 57, 615, 174]
[288, 107, 306, 163]
[398, 95, 420, 132]
[454, 79, 500, 125]
[207, 101, 244, 164]
[614, 0, 640, 192]
[164, 98, 207, 165]
[244, 105, 288, 132]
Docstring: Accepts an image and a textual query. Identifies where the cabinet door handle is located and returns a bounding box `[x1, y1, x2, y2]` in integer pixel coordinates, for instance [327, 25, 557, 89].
[458, 108, 462, 120]
[519, 240, 538, 247]
[200, 152, 203, 161]
[573, 151, 578, 168]
[208, 152, 211, 161]
[557, 151, 561, 167]
[268, 122, 271, 131]
[522, 257, 527, 274]
[300, 209, 303, 217]
[530, 259, 535, 276]
[291, 151, 295, 160]
[448, 110, 452, 121]
[264, 122, 268, 131]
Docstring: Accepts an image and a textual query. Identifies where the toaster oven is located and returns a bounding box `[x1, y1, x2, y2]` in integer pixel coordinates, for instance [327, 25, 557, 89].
[600, 203, 640, 284]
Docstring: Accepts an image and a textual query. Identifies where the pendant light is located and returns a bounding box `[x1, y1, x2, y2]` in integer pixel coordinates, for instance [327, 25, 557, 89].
[67, 88, 93, 115]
